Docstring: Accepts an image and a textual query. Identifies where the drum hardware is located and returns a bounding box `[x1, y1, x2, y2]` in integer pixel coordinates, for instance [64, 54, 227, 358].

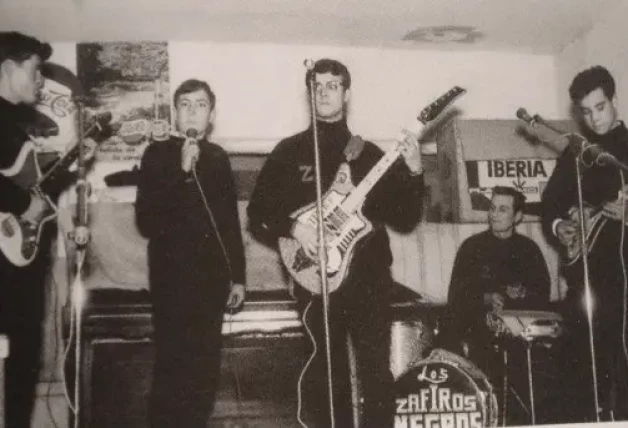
[486, 310, 564, 342]
[486, 310, 565, 426]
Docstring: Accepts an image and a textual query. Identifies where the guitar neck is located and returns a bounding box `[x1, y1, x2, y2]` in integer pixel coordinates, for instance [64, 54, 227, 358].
[37, 120, 101, 185]
[342, 143, 403, 213]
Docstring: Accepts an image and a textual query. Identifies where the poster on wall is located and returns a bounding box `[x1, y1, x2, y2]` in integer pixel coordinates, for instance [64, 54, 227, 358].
[76, 41, 170, 167]
[465, 158, 557, 216]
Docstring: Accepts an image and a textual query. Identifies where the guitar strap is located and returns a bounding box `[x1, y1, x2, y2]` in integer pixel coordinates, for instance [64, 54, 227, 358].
[343, 134, 365, 162]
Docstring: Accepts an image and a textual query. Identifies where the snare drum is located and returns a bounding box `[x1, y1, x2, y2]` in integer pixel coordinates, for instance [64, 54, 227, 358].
[487, 310, 563, 341]
[394, 348, 498, 428]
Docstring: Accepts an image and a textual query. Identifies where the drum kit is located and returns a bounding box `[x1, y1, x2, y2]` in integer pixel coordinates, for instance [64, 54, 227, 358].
[388, 292, 565, 428]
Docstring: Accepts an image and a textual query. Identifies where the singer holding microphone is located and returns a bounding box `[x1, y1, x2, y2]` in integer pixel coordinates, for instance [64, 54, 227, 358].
[541, 66, 628, 422]
[135, 79, 246, 428]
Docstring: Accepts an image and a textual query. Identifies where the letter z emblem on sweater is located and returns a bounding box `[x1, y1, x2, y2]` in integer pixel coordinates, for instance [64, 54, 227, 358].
[299, 165, 314, 182]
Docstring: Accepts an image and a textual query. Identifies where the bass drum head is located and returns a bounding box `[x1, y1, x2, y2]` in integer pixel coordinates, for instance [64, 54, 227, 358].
[393, 348, 498, 428]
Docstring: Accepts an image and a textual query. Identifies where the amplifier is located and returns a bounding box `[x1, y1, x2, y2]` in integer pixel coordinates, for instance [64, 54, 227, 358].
[73, 289, 304, 427]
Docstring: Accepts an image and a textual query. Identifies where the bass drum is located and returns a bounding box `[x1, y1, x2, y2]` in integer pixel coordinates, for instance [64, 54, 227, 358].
[393, 348, 498, 428]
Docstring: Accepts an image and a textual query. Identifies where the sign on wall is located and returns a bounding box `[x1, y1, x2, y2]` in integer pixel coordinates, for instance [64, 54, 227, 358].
[465, 158, 557, 216]
[77, 41, 170, 164]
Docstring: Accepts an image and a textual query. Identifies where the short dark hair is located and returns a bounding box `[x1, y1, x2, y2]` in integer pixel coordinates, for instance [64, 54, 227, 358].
[173, 79, 216, 109]
[0, 32, 52, 66]
[492, 186, 526, 213]
[305, 58, 351, 90]
[569, 65, 615, 103]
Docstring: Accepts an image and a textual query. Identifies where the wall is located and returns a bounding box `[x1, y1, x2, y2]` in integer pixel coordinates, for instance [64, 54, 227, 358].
[49, 41, 560, 142]
[555, 1, 628, 118]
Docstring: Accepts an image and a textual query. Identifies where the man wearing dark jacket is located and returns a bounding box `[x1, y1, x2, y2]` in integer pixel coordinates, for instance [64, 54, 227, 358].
[247, 58, 424, 428]
[0, 31, 54, 428]
[136, 79, 246, 428]
[542, 65, 628, 421]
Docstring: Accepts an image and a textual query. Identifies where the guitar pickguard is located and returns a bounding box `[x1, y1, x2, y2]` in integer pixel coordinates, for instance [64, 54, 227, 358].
[279, 163, 373, 294]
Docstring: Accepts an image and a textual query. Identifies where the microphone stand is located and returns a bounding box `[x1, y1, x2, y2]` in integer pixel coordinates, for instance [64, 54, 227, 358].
[520, 112, 606, 420]
[71, 97, 91, 428]
[573, 139, 602, 422]
[305, 59, 335, 428]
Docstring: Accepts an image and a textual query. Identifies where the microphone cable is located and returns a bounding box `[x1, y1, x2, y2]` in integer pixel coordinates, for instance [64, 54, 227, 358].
[296, 299, 316, 428]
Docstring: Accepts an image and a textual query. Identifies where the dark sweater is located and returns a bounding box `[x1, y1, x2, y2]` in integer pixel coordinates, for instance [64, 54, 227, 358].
[0, 96, 34, 215]
[247, 118, 424, 284]
[447, 229, 551, 334]
[542, 122, 628, 314]
[542, 122, 628, 240]
[135, 136, 246, 286]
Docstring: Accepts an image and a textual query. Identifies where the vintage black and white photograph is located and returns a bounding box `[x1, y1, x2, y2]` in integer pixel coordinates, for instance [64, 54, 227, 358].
[1, 1, 627, 428]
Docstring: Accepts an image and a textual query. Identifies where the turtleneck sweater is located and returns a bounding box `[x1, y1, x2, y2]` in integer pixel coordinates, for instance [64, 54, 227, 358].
[542, 121, 628, 233]
[542, 121, 628, 312]
[247, 118, 424, 283]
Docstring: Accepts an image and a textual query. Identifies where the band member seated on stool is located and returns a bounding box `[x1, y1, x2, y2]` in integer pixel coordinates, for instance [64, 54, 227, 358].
[135, 79, 246, 428]
[446, 186, 550, 376]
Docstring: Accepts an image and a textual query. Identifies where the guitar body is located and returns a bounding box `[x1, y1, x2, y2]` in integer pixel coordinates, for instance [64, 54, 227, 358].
[564, 207, 608, 266]
[0, 142, 57, 266]
[278, 163, 373, 294]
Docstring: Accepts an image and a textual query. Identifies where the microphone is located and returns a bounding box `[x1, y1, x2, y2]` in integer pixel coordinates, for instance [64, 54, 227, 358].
[185, 128, 199, 171]
[517, 107, 628, 172]
[516, 107, 537, 125]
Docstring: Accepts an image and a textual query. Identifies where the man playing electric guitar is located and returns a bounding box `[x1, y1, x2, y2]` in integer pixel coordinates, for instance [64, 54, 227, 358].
[0, 32, 101, 428]
[542, 65, 628, 422]
[0, 31, 56, 428]
[247, 58, 424, 428]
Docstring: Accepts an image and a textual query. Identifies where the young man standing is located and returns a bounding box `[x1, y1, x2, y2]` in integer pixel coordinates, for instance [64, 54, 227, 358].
[247, 58, 424, 428]
[0, 31, 54, 428]
[542, 65, 628, 421]
[136, 79, 246, 428]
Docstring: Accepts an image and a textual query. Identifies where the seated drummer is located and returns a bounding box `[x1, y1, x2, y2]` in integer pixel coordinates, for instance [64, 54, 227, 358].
[445, 186, 551, 362]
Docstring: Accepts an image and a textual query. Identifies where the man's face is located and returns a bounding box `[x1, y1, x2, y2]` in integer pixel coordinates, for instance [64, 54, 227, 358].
[489, 194, 520, 235]
[175, 89, 213, 138]
[4, 54, 44, 105]
[313, 72, 349, 123]
[578, 87, 618, 136]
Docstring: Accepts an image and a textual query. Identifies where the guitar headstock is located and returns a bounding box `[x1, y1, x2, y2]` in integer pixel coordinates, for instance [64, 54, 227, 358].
[418, 86, 466, 124]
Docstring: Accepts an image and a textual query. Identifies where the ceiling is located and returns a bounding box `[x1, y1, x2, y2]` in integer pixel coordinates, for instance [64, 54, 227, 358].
[0, 0, 623, 54]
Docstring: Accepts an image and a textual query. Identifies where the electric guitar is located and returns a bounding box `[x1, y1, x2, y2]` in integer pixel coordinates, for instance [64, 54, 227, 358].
[0, 113, 111, 266]
[278, 86, 465, 294]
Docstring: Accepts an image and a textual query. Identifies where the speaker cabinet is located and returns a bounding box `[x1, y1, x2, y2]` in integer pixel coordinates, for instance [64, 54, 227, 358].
[79, 335, 305, 427]
[81, 338, 153, 428]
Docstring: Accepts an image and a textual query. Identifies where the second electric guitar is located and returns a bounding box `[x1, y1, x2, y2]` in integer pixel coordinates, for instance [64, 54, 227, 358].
[278, 86, 465, 294]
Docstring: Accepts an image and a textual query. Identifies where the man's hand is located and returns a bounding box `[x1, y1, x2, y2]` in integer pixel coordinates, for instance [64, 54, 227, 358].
[506, 283, 526, 300]
[602, 187, 628, 221]
[556, 219, 577, 248]
[21, 193, 48, 224]
[291, 221, 318, 260]
[398, 129, 422, 175]
[181, 140, 200, 173]
[226, 283, 246, 310]
[484, 292, 505, 312]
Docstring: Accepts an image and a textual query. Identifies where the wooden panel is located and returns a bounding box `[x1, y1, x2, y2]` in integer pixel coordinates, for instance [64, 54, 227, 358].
[390, 221, 564, 304]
